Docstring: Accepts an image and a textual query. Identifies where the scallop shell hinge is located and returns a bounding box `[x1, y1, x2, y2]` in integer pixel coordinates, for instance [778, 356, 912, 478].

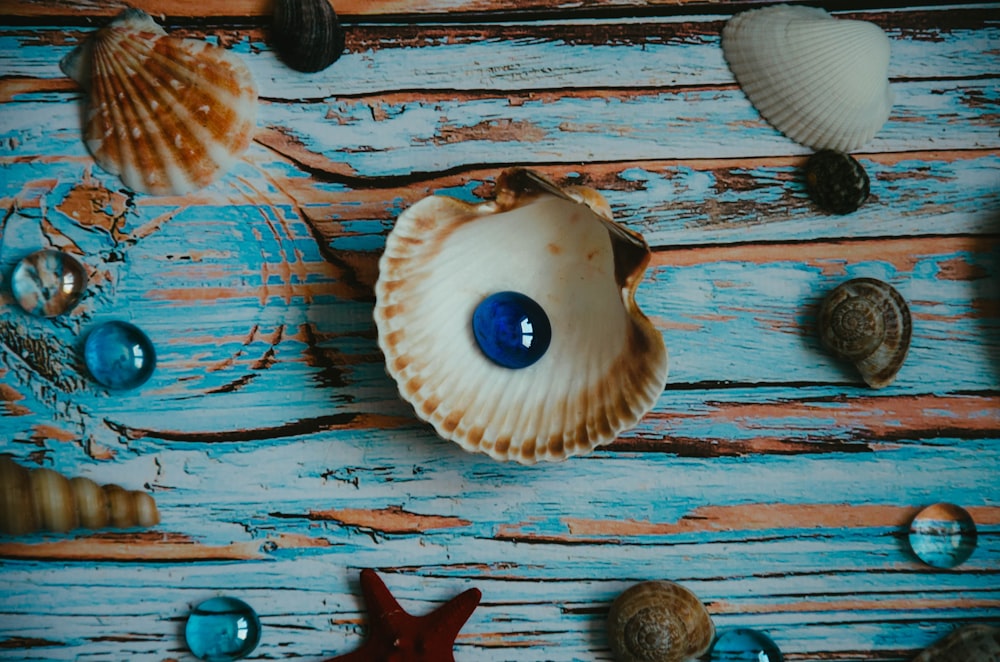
[0, 456, 160, 535]
[722, 4, 894, 152]
[373, 168, 668, 464]
[59, 9, 258, 195]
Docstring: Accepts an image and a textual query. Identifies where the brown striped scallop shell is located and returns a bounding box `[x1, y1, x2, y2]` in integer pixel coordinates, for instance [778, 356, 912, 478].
[0, 456, 159, 536]
[817, 277, 911, 388]
[373, 168, 668, 464]
[59, 9, 257, 195]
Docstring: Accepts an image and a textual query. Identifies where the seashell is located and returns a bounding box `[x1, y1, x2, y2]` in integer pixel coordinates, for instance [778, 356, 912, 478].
[722, 4, 894, 152]
[59, 9, 257, 195]
[273, 0, 345, 73]
[803, 150, 870, 215]
[373, 167, 668, 464]
[0, 456, 159, 535]
[817, 278, 911, 389]
[912, 624, 1000, 662]
[607, 580, 715, 662]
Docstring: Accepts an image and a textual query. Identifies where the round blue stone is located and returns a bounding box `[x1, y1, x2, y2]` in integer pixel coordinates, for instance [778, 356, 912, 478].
[472, 291, 551, 369]
[710, 628, 783, 662]
[185, 597, 261, 661]
[83, 321, 156, 390]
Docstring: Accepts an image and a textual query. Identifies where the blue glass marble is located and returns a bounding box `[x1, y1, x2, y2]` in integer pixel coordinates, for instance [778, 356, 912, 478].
[83, 321, 156, 390]
[11, 249, 87, 317]
[908, 502, 977, 569]
[185, 597, 261, 661]
[472, 291, 551, 369]
[710, 628, 783, 662]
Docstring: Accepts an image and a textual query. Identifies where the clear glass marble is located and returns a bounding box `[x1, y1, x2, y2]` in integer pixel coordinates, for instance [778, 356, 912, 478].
[185, 597, 261, 661]
[908, 502, 978, 568]
[10, 248, 87, 317]
[83, 321, 156, 390]
[710, 628, 783, 662]
[472, 291, 551, 369]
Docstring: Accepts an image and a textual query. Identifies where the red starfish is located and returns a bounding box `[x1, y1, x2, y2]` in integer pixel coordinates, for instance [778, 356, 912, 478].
[325, 568, 482, 662]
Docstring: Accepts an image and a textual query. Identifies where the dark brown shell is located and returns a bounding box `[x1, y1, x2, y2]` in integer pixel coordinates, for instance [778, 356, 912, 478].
[912, 624, 1000, 662]
[804, 150, 870, 214]
[273, 0, 345, 73]
[607, 581, 715, 662]
[817, 278, 911, 388]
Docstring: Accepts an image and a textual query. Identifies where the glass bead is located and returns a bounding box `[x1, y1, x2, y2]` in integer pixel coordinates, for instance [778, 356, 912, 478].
[10, 248, 87, 317]
[472, 291, 551, 369]
[908, 502, 977, 568]
[710, 628, 783, 662]
[185, 597, 261, 662]
[83, 320, 156, 390]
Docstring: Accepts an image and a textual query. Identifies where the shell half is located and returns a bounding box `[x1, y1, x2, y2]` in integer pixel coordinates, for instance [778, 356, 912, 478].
[374, 168, 668, 464]
[722, 4, 893, 152]
[60, 9, 258, 195]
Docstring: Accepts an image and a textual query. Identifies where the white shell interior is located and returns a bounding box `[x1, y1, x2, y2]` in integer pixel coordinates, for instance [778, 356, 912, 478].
[376, 192, 667, 464]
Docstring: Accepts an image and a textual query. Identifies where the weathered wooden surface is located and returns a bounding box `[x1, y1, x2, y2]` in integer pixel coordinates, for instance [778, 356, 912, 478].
[0, 2, 998, 660]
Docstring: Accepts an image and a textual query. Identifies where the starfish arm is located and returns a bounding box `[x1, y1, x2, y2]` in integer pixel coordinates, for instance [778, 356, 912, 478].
[360, 567, 410, 634]
[422, 586, 483, 645]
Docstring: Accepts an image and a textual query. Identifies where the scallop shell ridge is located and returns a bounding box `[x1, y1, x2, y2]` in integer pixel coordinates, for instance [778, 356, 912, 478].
[722, 4, 893, 151]
[374, 168, 668, 464]
[60, 9, 257, 195]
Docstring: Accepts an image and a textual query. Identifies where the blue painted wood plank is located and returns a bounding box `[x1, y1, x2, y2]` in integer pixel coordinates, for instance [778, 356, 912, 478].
[1, 4, 998, 662]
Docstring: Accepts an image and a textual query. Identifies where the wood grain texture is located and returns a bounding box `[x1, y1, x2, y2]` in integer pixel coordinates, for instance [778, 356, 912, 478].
[1, 3, 999, 661]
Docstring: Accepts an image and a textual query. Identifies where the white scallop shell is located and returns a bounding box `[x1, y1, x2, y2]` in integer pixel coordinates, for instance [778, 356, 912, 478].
[374, 168, 668, 464]
[60, 9, 257, 195]
[722, 4, 894, 152]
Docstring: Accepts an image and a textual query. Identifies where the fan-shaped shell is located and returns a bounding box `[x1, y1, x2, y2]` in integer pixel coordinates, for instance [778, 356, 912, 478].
[607, 581, 715, 662]
[817, 278, 911, 389]
[912, 624, 1000, 662]
[722, 4, 893, 152]
[0, 456, 159, 535]
[373, 168, 668, 464]
[59, 9, 257, 195]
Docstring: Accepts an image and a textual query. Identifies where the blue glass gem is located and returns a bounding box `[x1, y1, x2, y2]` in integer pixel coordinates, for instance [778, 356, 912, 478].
[83, 321, 156, 390]
[472, 291, 551, 369]
[710, 628, 783, 662]
[185, 597, 261, 661]
[11, 248, 87, 317]
[908, 502, 977, 568]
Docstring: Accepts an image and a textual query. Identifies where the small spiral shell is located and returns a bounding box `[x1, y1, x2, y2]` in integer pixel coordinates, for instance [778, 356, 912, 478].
[0, 457, 159, 536]
[607, 581, 715, 662]
[817, 278, 911, 389]
[912, 624, 1000, 662]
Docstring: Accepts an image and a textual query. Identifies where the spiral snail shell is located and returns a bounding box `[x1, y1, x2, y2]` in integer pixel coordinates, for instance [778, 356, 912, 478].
[817, 278, 911, 389]
[0, 457, 159, 535]
[607, 580, 715, 662]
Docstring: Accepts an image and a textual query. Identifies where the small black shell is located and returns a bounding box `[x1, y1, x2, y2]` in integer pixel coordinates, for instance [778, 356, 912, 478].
[273, 0, 345, 73]
[803, 150, 870, 215]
